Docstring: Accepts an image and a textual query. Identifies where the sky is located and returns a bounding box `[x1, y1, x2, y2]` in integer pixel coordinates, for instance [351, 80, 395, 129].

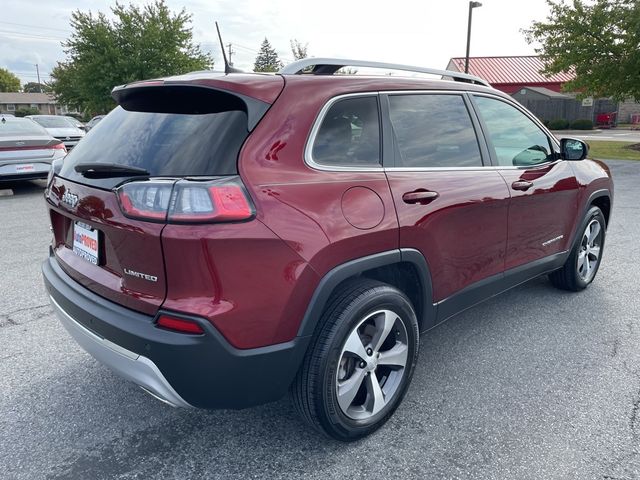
[0, 0, 553, 86]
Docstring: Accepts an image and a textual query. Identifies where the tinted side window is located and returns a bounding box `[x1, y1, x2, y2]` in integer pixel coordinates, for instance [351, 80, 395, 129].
[474, 96, 554, 167]
[311, 96, 380, 167]
[388, 94, 482, 168]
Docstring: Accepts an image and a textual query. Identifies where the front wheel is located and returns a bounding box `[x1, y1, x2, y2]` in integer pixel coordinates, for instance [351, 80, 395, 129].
[291, 279, 419, 441]
[550, 206, 606, 291]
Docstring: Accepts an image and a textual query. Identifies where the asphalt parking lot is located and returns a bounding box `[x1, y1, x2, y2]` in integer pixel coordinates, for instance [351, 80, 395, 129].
[552, 129, 640, 143]
[1, 160, 639, 480]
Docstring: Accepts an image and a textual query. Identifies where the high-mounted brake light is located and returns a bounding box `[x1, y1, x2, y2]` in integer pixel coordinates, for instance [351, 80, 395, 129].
[116, 177, 254, 223]
[156, 315, 204, 334]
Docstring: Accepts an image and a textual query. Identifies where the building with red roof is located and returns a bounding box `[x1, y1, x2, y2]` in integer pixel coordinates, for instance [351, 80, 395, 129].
[446, 56, 574, 94]
[446, 55, 640, 125]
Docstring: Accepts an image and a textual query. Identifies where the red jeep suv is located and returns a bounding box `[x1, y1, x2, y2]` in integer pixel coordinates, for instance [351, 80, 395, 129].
[42, 59, 613, 441]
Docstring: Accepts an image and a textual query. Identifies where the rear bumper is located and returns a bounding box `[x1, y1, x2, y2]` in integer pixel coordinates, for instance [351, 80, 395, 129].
[42, 254, 311, 409]
[0, 161, 51, 181]
[50, 294, 192, 407]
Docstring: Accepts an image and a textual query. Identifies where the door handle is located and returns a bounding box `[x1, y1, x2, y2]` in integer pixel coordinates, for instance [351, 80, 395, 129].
[402, 190, 439, 205]
[511, 180, 534, 191]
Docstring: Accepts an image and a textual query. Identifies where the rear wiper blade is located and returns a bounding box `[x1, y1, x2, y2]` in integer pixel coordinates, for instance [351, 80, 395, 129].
[74, 162, 150, 178]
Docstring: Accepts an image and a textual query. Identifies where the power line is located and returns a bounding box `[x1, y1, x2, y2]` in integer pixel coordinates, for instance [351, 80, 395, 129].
[0, 21, 71, 33]
[0, 29, 66, 41]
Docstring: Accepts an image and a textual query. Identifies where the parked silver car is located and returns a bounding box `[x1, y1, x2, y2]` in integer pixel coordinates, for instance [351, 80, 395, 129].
[0, 116, 67, 181]
[26, 115, 85, 150]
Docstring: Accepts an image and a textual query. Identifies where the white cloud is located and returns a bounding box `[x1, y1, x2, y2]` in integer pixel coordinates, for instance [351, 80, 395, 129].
[0, 0, 550, 84]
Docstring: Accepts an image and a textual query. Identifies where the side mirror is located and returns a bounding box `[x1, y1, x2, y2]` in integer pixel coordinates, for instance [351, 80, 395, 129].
[560, 138, 588, 161]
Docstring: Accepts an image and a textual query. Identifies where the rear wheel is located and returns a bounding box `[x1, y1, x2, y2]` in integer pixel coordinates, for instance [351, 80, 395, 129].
[291, 279, 419, 441]
[550, 206, 606, 291]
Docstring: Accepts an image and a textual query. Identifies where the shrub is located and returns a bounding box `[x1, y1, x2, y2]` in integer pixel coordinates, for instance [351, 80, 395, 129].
[548, 119, 570, 130]
[14, 107, 40, 117]
[570, 119, 594, 130]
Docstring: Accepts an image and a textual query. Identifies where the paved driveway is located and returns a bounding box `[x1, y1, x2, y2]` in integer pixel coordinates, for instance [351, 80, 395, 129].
[0, 160, 639, 480]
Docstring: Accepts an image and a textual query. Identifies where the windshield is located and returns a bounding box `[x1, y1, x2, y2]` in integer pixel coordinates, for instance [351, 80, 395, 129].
[59, 106, 249, 186]
[0, 118, 48, 136]
[64, 117, 83, 127]
[31, 116, 76, 129]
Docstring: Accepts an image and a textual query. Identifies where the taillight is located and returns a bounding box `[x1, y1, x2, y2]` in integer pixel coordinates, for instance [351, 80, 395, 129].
[116, 180, 174, 222]
[116, 177, 254, 223]
[156, 315, 204, 334]
[0, 142, 66, 152]
[169, 178, 253, 222]
[51, 142, 67, 152]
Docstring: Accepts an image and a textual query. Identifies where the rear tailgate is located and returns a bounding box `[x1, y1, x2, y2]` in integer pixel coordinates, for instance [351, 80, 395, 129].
[47, 176, 168, 315]
[45, 75, 283, 316]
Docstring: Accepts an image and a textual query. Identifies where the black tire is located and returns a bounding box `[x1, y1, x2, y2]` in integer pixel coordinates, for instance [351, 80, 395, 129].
[290, 278, 419, 441]
[549, 206, 606, 291]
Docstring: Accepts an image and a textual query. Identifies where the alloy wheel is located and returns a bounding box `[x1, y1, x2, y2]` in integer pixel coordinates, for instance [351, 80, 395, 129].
[335, 309, 409, 420]
[577, 218, 602, 282]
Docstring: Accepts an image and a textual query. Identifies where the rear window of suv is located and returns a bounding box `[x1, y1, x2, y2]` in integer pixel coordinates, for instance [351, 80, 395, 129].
[60, 106, 248, 183]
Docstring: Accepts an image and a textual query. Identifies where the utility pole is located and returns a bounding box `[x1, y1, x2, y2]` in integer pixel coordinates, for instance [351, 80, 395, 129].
[227, 43, 235, 67]
[35, 64, 42, 92]
[465, 2, 483, 74]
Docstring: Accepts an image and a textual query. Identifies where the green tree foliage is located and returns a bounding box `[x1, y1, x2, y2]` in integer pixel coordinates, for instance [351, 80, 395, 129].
[14, 107, 41, 117]
[23, 82, 52, 93]
[290, 39, 308, 60]
[0, 68, 21, 92]
[254, 38, 283, 72]
[51, 0, 212, 114]
[525, 0, 640, 101]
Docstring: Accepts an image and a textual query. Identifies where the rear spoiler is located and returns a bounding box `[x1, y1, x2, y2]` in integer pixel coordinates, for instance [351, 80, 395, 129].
[111, 82, 271, 131]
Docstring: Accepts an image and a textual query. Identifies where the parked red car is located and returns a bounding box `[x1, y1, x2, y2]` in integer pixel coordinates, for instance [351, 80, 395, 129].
[42, 59, 613, 441]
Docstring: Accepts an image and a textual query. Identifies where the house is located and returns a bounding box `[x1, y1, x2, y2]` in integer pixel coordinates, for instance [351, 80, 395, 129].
[0, 92, 75, 116]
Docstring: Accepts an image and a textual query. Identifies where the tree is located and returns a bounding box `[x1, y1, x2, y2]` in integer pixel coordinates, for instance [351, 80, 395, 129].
[524, 0, 640, 101]
[254, 38, 283, 72]
[50, 0, 212, 114]
[290, 39, 308, 60]
[23, 82, 51, 93]
[0, 68, 20, 92]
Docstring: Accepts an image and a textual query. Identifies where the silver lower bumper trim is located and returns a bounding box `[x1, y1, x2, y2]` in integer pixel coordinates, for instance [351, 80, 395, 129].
[49, 295, 192, 408]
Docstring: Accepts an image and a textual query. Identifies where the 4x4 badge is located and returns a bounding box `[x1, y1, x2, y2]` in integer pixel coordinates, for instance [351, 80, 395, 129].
[61, 191, 79, 208]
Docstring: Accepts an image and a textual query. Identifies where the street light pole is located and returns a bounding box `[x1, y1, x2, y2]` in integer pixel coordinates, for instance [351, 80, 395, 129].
[465, 1, 482, 74]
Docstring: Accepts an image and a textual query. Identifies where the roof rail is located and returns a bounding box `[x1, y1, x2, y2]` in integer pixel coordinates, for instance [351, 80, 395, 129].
[278, 58, 491, 87]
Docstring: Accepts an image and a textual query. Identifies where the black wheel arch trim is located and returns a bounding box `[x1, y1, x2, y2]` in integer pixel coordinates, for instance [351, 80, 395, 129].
[567, 188, 612, 248]
[585, 188, 612, 225]
[296, 248, 436, 338]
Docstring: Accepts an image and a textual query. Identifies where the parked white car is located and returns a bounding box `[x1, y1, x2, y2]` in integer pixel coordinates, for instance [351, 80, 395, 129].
[0, 116, 67, 181]
[26, 115, 85, 151]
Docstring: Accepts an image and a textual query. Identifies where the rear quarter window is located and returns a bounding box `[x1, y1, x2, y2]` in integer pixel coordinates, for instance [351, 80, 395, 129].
[310, 96, 381, 168]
